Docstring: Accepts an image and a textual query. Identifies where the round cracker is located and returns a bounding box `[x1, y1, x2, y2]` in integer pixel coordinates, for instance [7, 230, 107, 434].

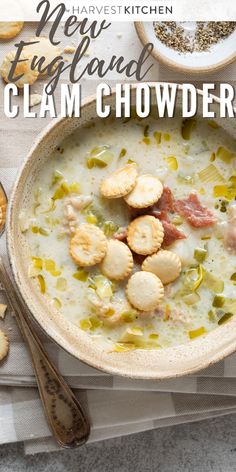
[100, 239, 133, 280]
[0, 22, 24, 40]
[127, 215, 164, 255]
[126, 271, 164, 311]
[70, 224, 107, 267]
[100, 164, 138, 199]
[0, 329, 9, 361]
[142, 250, 181, 285]
[124, 174, 163, 208]
[0, 50, 39, 87]
[24, 37, 62, 76]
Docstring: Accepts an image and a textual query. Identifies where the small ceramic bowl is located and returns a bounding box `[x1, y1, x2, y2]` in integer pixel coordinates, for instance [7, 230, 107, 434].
[6, 85, 236, 379]
[135, 22, 236, 74]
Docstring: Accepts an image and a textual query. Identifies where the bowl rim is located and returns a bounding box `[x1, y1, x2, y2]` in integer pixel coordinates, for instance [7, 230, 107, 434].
[6, 83, 236, 379]
[135, 22, 236, 74]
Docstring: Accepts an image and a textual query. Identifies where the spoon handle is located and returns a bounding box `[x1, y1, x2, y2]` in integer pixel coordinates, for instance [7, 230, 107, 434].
[0, 258, 90, 448]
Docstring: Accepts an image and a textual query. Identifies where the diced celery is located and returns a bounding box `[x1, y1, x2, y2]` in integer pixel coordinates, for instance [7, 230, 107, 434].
[163, 133, 171, 141]
[201, 235, 212, 241]
[181, 119, 196, 140]
[216, 146, 235, 163]
[208, 120, 219, 129]
[73, 270, 89, 282]
[120, 327, 144, 345]
[52, 298, 62, 310]
[153, 131, 161, 144]
[149, 333, 159, 340]
[164, 304, 170, 321]
[218, 312, 233, 325]
[82, 206, 104, 227]
[119, 148, 127, 159]
[183, 293, 200, 305]
[213, 184, 236, 200]
[171, 215, 183, 226]
[68, 183, 80, 194]
[213, 295, 225, 308]
[121, 310, 138, 323]
[198, 164, 224, 184]
[92, 275, 113, 300]
[86, 213, 98, 225]
[103, 308, 115, 318]
[52, 181, 70, 200]
[184, 265, 205, 292]
[194, 247, 207, 263]
[31, 226, 49, 236]
[165, 156, 178, 171]
[51, 170, 64, 186]
[44, 259, 55, 271]
[51, 169, 63, 185]
[229, 175, 236, 187]
[177, 174, 194, 185]
[44, 259, 61, 277]
[89, 316, 103, 330]
[143, 137, 151, 145]
[32, 257, 43, 270]
[203, 271, 224, 293]
[80, 318, 92, 331]
[113, 343, 135, 352]
[103, 220, 120, 237]
[189, 326, 206, 339]
[42, 199, 56, 214]
[208, 310, 216, 322]
[87, 146, 114, 168]
[224, 299, 236, 314]
[56, 277, 67, 291]
[38, 275, 46, 294]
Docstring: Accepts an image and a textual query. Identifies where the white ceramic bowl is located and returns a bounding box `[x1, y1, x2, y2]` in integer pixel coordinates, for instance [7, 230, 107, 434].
[6, 84, 236, 379]
[135, 22, 236, 74]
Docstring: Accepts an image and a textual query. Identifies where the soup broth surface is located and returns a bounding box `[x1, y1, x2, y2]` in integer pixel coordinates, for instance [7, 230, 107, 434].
[22, 116, 236, 351]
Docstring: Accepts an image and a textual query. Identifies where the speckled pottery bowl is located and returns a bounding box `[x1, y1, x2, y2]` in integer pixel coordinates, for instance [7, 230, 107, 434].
[6, 84, 236, 379]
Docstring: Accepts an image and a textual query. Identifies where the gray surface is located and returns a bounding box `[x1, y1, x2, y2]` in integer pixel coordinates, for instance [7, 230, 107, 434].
[1, 416, 236, 471]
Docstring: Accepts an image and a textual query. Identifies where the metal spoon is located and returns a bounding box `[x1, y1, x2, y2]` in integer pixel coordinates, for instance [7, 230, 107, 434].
[0, 182, 90, 448]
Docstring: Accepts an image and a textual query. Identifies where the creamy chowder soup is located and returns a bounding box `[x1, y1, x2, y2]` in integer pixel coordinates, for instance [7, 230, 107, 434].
[21, 116, 236, 352]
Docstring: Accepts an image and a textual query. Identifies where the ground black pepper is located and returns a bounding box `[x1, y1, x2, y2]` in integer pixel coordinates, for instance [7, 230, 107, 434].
[153, 22, 236, 53]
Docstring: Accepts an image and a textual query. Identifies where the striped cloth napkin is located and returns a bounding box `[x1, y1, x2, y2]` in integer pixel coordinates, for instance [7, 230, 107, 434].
[2, 384, 236, 454]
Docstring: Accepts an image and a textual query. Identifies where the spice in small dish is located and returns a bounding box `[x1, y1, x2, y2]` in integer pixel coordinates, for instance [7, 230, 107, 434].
[153, 22, 236, 54]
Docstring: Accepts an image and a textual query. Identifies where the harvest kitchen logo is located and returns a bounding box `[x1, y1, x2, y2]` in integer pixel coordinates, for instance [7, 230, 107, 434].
[7, 0, 154, 94]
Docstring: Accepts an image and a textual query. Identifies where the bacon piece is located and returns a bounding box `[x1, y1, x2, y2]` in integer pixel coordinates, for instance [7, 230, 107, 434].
[128, 185, 186, 247]
[174, 193, 217, 228]
[155, 186, 175, 213]
[224, 205, 236, 253]
[148, 210, 186, 247]
[127, 206, 146, 220]
[161, 220, 186, 247]
[127, 186, 175, 221]
[132, 253, 146, 265]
